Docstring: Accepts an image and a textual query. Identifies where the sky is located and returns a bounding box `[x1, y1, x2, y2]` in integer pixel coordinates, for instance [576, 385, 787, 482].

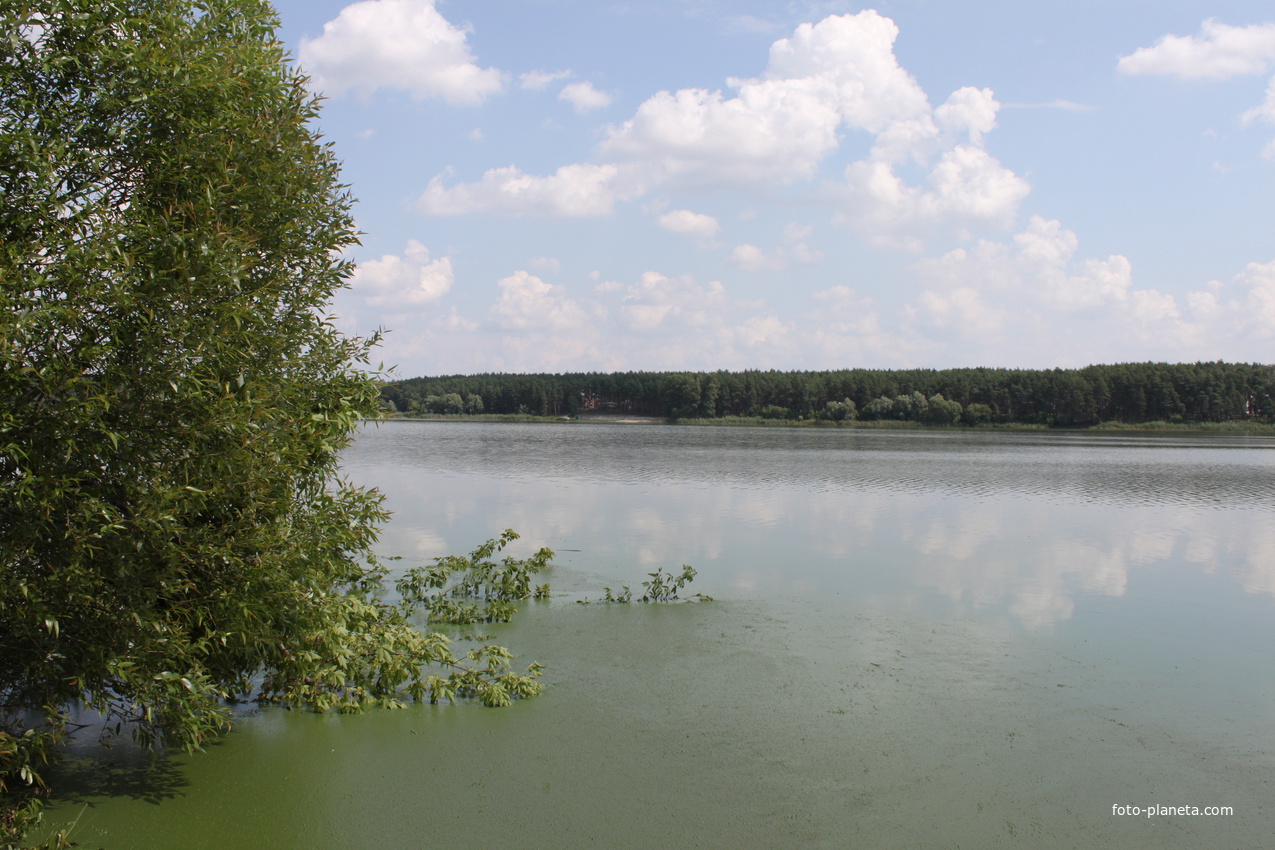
[268, 0, 1275, 377]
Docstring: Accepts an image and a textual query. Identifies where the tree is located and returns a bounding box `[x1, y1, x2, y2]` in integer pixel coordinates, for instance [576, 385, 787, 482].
[1, 2, 541, 842]
[861, 396, 894, 420]
[923, 394, 962, 426]
[663, 373, 701, 420]
[823, 398, 856, 422]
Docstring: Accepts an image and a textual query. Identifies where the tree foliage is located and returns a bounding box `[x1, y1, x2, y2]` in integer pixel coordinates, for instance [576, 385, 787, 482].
[0, 1, 540, 842]
[385, 362, 1275, 426]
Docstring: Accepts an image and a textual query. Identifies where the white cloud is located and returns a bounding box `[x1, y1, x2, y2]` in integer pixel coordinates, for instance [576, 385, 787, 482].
[790, 243, 824, 263]
[781, 223, 824, 263]
[727, 314, 794, 349]
[599, 82, 843, 186]
[600, 11, 927, 188]
[657, 209, 721, 238]
[559, 81, 612, 113]
[520, 69, 572, 90]
[1187, 259, 1275, 343]
[458, 270, 807, 371]
[804, 286, 927, 366]
[350, 240, 453, 307]
[529, 256, 563, 272]
[810, 285, 879, 335]
[1242, 77, 1275, 128]
[999, 100, 1093, 112]
[417, 163, 627, 216]
[619, 272, 729, 333]
[897, 216, 1275, 366]
[841, 144, 1030, 247]
[763, 11, 931, 133]
[298, 0, 504, 103]
[934, 87, 999, 146]
[898, 216, 1239, 364]
[730, 223, 825, 271]
[729, 243, 781, 271]
[490, 271, 593, 331]
[413, 10, 1028, 242]
[439, 307, 479, 332]
[1119, 20, 1275, 155]
[914, 286, 1007, 335]
[914, 216, 1140, 313]
[418, 10, 937, 208]
[1118, 19, 1275, 80]
[782, 222, 813, 243]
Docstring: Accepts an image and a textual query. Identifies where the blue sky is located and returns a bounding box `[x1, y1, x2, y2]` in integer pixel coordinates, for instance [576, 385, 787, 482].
[270, 0, 1275, 376]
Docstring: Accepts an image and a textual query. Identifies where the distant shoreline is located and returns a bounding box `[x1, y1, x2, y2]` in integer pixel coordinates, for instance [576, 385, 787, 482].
[377, 413, 1275, 433]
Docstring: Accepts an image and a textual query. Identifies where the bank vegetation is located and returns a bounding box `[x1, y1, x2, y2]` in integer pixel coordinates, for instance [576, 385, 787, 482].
[383, 362, 1275, 428]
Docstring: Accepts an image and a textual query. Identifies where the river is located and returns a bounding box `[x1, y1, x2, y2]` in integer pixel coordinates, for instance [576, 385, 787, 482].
[36, 421, 1275, 848]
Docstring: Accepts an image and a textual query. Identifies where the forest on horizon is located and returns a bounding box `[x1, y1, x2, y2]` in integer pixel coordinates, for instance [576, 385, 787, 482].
[381, 361, 1274, 427]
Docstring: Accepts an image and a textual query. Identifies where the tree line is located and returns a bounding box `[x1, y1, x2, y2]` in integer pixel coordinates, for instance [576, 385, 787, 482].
[382, 362, 1275, 426]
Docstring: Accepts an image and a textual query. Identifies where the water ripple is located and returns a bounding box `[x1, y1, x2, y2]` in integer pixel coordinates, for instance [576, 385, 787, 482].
[347, 421, 1275, 512]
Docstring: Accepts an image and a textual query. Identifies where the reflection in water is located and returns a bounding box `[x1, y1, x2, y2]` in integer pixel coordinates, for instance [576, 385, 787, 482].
[37, 421, 1275, 849]
[349, 421, 1275, 628]
[356, 422, 1275, 510]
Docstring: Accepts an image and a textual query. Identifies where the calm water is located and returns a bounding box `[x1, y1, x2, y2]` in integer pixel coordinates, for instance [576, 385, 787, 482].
[38, 422, 1275, 848]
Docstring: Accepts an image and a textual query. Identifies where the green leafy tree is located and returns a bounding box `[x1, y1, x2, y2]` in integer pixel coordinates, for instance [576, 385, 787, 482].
[924, 394, 963, 425]
[861, 396, 894, 420]
[0, 1, 540, 842]
[892, 390, 928, 421]
[663, 373, 702, 420]
[824, 398, 857, 422]
[961, 402, 993, 426]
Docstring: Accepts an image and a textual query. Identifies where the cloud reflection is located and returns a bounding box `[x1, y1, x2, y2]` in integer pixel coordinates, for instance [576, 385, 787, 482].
[346, 424, 1275, 628]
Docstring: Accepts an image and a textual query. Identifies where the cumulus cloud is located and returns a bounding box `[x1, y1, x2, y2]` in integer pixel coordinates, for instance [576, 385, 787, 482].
[460, 269, 805, 371]
[1244, 77, 1275, 122]
[599, 82, 843, 186]
[299, 0, 504, 103]
[1187, 259, 1275, 343]
[490, 271, 592, 331]
[417, 163, 627, 216]
[763, 11, 932, 133]
[350, 240, 453, 307]
[1243, 78, 1275, 157]
[657, 209, 721, 238]
[1118, 19, 1275, 80]
[359, 242, 1275, 375]
[729, 238, 822, 271]
[894, 216, 1275, 365]
[1121, 20, 1275, 154]
[913, 216, 1142, 313]
[600, 11, 927, 187]
[520, 69, 572, 90]
[999, 99, 1093, 112]
[890, 215, 1275, 366]
[841, 144, 1030, 248]
[528, 256, 563, 272]
[559, 81, 612, 113]
[619, 272, 730, 333]
[618, 272, 793, 359]
[802, 285, 931, 366]
[729, 243, 780, 271]
[417, 10, 1028, 237]
[934, 86, 1000, 146]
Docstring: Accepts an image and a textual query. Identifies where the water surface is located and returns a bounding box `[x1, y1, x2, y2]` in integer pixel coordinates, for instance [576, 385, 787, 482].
[38, 422, 1275, 848]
